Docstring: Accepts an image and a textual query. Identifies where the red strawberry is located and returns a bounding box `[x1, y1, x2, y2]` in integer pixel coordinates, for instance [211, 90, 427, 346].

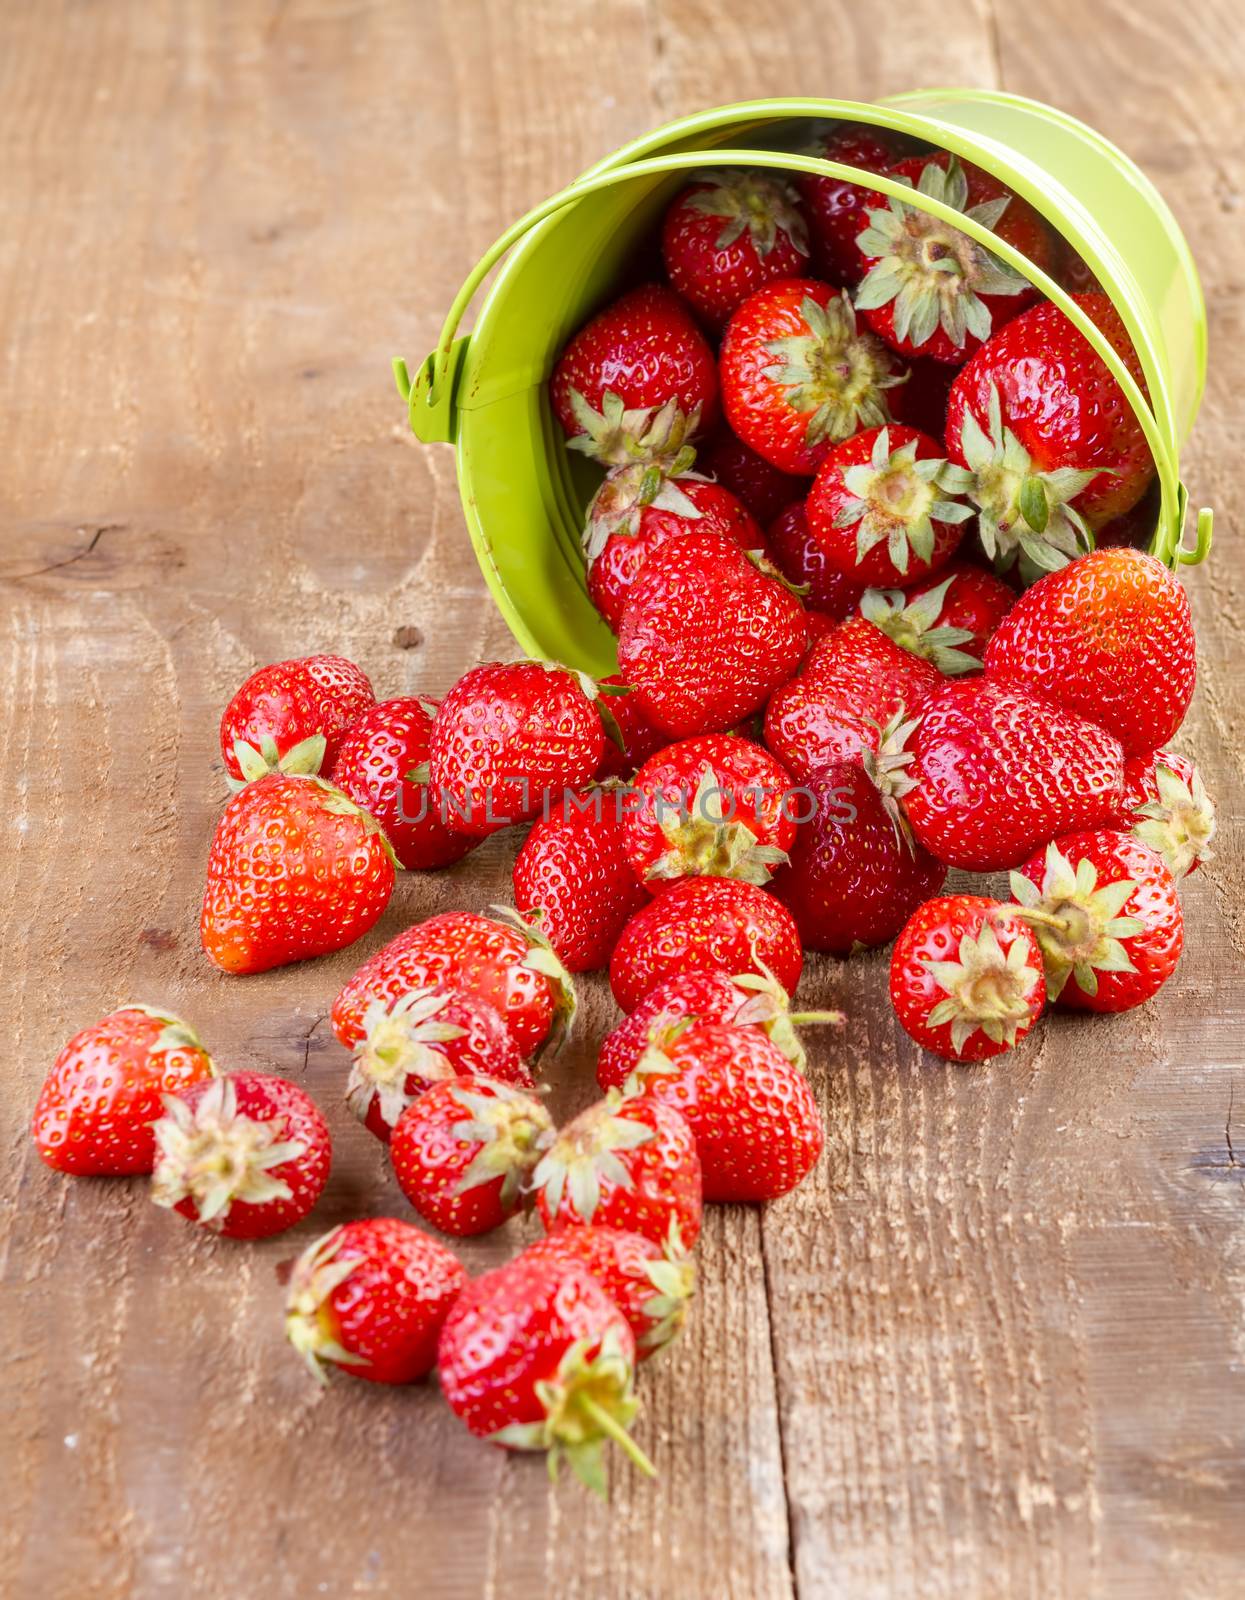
[763, 614, 942, 783]
[220, 654, 374, 786]
[854, 153, 1054, 362]
[518, 1224, 695, 1361]
[331, 909, 576, 1058]
[551, 284, 719, 454]
[984, 547, 1195, 756]
[626, 1023, 823, 1202]
[391, 1076, 554, 1236]
[858, 561, 1014, 672]
[329, 696, 476, 871]
[696, 427, 809, 527]
[610, 876, 802, 1012]
[346, 986, 531, 1142]
[945, 294, 1154, 574]
[1010, 832, 1183, 1012]
[890, 896, 1046, 1061]
[770, 749, 946, 954]
[795, 123, 909, 286]
[534, 1093, 702, 1249]
[585, 467, 763, 632]
[617, 531, 806, 738]
[903, 677, 1125, 871]
[594, 675, 669, 780]
[661, 170, 811, 330]
[624, 733, 796, 890]
[284, 1217, 466, 1385]
[720, 280, 907, 474]
[150, 1072, 330, 1239]
[437, 1257, 653, 1491]
[896, 356, 956, 439]
[428, 661, 605, 836]
[805, 424, 972, 586]
[200, 775, 396, 975]
[598, 966, 839, 1092]
[32, 1006, 216, 1176]
[512, 789, 650, 973]
[1114, 750, 1214, 879]
[767, 501, 863, 621]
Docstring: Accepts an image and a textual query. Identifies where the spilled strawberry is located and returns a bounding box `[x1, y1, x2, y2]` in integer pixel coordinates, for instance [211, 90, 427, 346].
[1114, 750, 1214, 879]
[219, 653, 375, 787]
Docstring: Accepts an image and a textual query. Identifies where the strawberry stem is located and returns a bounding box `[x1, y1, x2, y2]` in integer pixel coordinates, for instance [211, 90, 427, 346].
[577, 1397, 657, 1478]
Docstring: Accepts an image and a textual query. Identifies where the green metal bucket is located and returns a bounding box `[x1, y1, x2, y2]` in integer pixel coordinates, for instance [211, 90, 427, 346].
[397, 92, 1214, 676]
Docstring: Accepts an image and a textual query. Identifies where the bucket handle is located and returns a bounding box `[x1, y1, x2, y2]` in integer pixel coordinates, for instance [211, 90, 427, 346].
[393, 146, 1187, 555]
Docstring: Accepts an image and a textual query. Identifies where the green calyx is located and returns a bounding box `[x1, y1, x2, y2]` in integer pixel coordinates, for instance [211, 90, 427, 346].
[762, 290, 906, 449]
[859, 578, 981, 675]
[683, 168, 810, 258]
[922, 915, 1043, 1056]
[228, 732, 327, 791]
[567, 390, 702, 470]
[584, 456, 703, 560]
[1009, 843, 1144, 1001]
[860, 709, 923, 847]
[833, 427, 974, 577]
[448, 1081, 554, 1210]
[948, 384, 1099, 582]
[1131, 761, 1215, 879]
[645, 765, 790, 889]
[729, 961, 843, 1070]
[532, 1094, 655, 1224]
[346, 990, 469, 1132]
[638, 1220, 697, 1355]
[488, 904, 578, 1052]
[854, 155, 1029, 351]
[490, 1327, 655, 1495]
[284, 1227, 369, 1385]
[150, 1077, 305, 1225]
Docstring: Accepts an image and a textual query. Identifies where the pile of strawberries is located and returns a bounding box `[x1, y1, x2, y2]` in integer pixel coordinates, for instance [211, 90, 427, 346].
[31, 123, 1216, 1495]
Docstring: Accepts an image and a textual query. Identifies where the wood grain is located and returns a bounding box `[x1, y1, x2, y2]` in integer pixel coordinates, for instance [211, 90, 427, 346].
[1, 2, 1242, 1597]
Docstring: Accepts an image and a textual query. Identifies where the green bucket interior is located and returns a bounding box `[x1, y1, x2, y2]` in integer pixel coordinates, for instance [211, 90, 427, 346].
[402, 93, 1211, 676]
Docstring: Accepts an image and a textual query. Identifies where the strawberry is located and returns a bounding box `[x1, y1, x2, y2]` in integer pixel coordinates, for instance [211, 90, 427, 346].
[1114, 750, 1214, 879]
[551, 284, 718, 455]
[795, 123, 910, 286]
[805, 424, 972, 586]
[594, 675, 668, 780]
[437, 1256, 654, 1492]
[219, 654, 374, 786]
[854, 153, 1053, 362]
[512, 789, 649, 973]
[767, 501, 863, 621]
[983, 547, 1195, 756]
[534, 1092, 702, 1249]
[329, 695, 476, 870]
[903, 677, 1125, 871]
[763, 614, 942, 784]
[518, 1223, 695, 1361]
[945, 294, 1154, 575]
[858, 561, 1014, 672]
[200, 775, 396, 975]
[597, 966, 840, 1092]
[696, 427, 808, 527]
[896, 356, 956, 439]
[1010, 832, 1183, 1012]
[331, 909, 576, 1058]
[346, 986, 531, 1143]
[284, 1218, 466, 1385]
[428, 660, 605, 836]
[617, 531, 806, 738]
[585, 463, 764, 632]
[720, 280, 907, 474]
[890, 896, 1046, 1061]
[609, 876, 802, 1013]
[150, 1072, 330, 1239]
[626, 1023, 823, 1202]
[624, 733, 796, 890]
[661, 170, 811, 330]
[770, 749, 946, 954]
[32, 1006, 216, 1176]
[390, 1076, 554, 1237]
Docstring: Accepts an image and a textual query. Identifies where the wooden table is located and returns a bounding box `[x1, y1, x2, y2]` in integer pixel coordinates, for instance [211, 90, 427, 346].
[3, 2, 1242, 1595]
